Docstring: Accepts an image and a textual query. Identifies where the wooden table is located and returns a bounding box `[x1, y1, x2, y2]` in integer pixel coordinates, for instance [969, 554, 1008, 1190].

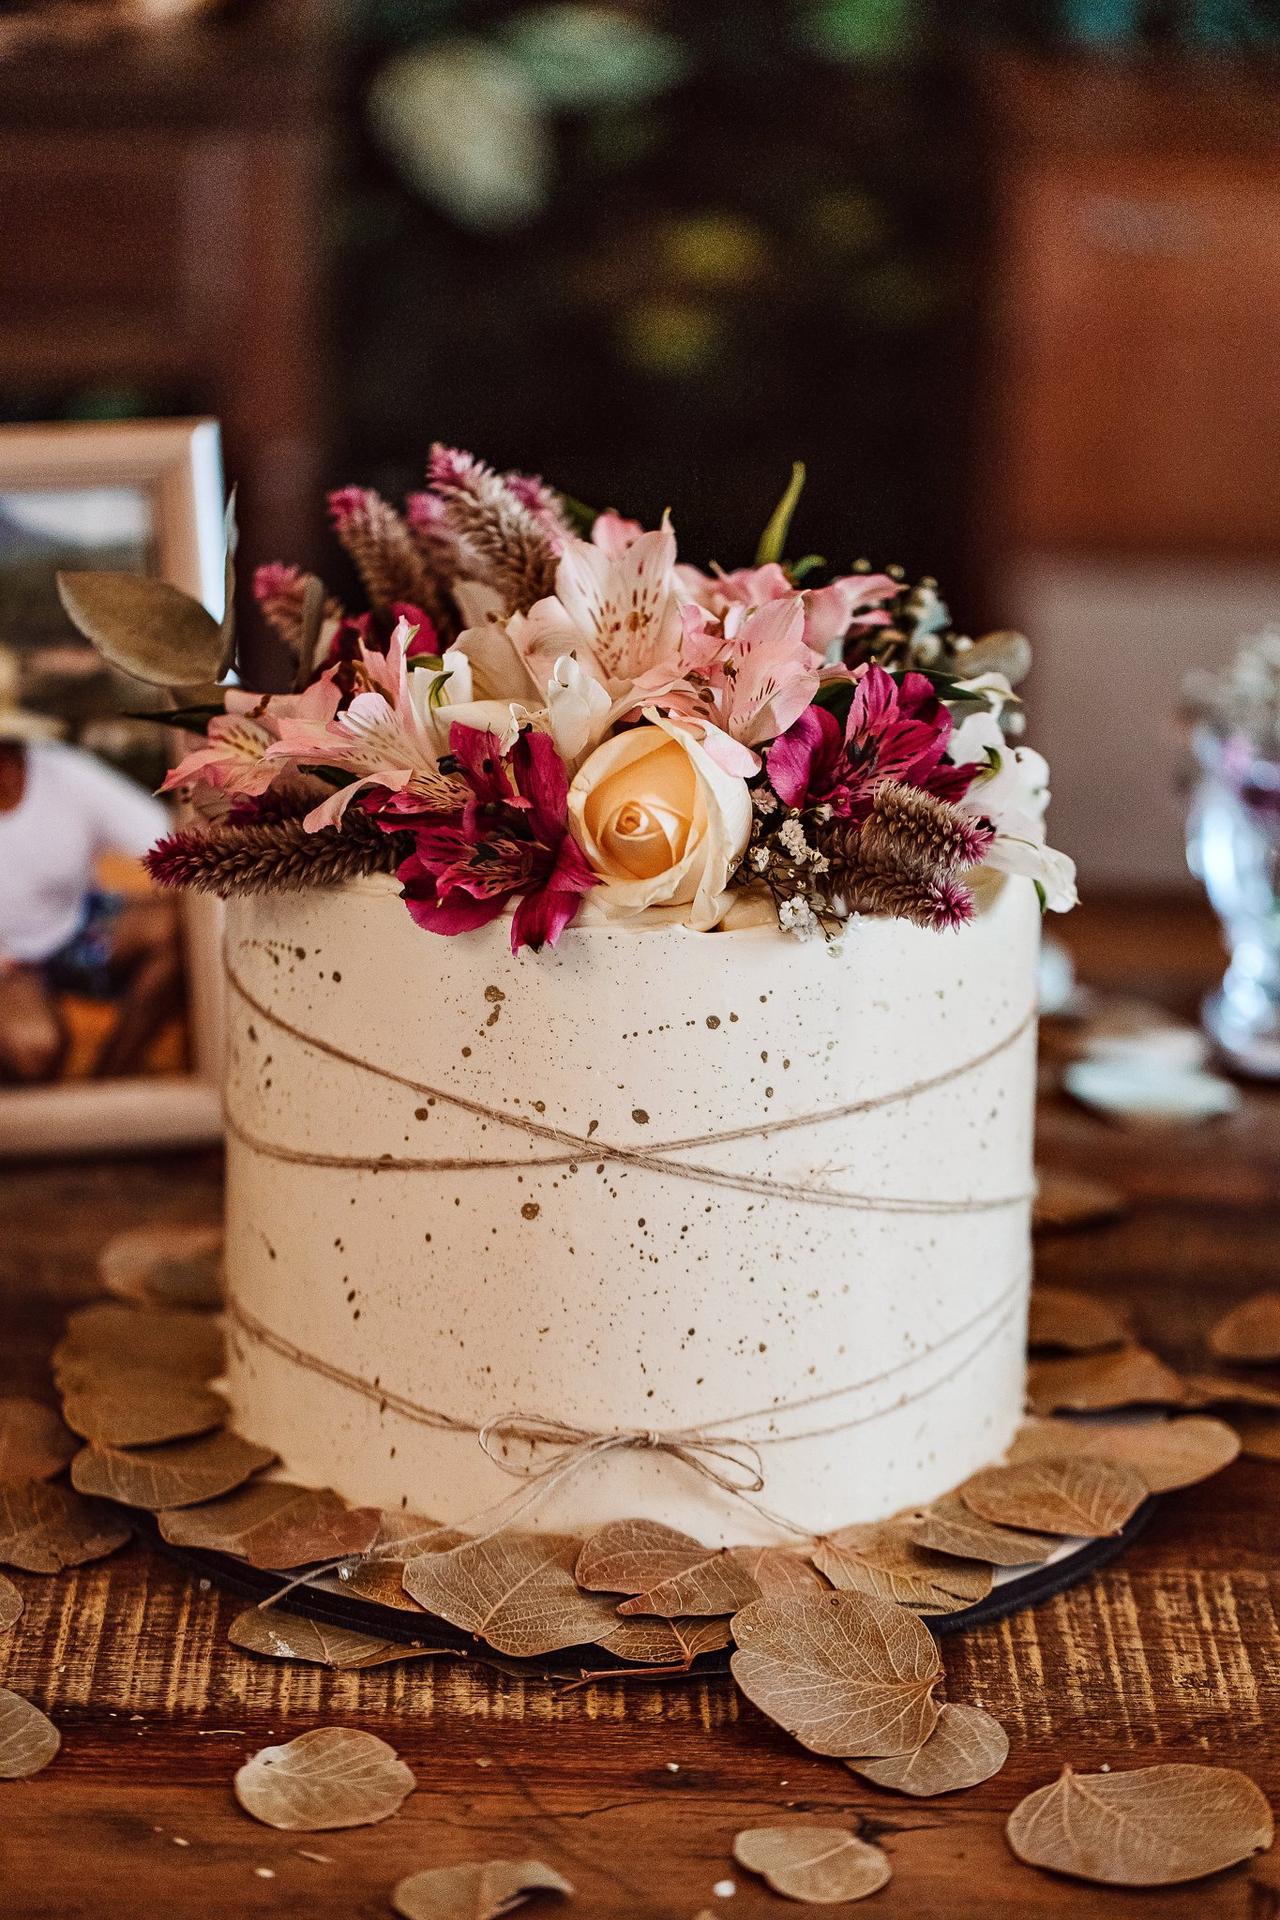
[2, 899, 1277, 1918]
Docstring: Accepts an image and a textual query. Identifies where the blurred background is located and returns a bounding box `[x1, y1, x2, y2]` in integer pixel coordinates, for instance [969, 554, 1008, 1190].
[1, 0, 1277, 895]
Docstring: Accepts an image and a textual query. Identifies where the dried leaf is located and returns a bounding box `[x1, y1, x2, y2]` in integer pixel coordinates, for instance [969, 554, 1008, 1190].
[54, 1301, 223, 1380]
[60, 1368, 228, 1447]
[392, 1858, 573, 1920]
[71, 1430, 275, 1509]
[100, 1222, 223, 1310]
[234, 1726, 415, 1831]
[849, 1702, 1009, 1796]
[228, 1606, 444, 1669]
[0, 1573, 22, 1630]
[595, 1616, 732, 1666]
[1008, 1415, 1241, 1493]
[730, 1545, 830, 1599]
[1180, 1372, 1280, 1411]
[0, 1481, 131, 1572]
[0, 1688, 59, 1778]
[335, 1514, 465, 1611]
[1230, 1411, 1280, 1461]
[733, 1826, 891, 1903]
[1033, 1171, 1127, 1231]
[56, 569, 229, 690]
[908, 1497, 1058, 1567]
[1210, 1292, 1280, 1365]
[615, 1551, 760, 1619]
[1028, 1287, 1128, 1353]
[158, 1482, 380, 1569]
[1027, 1345, 1187, 1415]
[0, 1398, 77, 1480]
[961, 1456, 1146, 1537]
[403, 1534, 620, 1657]
[730, 1592, 943, 1759]
[1006, 1763, 1274, 1886]
[811, 1523, 993, 1614]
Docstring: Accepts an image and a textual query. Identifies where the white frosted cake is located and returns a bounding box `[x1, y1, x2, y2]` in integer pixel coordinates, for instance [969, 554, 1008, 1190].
[59, 439, 1072, 1549]
[222, 872, 1040, 1545]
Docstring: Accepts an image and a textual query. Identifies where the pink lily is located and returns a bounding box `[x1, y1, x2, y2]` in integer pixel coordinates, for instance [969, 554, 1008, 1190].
[159, 677, 342, 803]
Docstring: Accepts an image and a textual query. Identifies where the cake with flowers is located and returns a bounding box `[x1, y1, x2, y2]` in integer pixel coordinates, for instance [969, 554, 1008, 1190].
[59, 450, 1074, 1546]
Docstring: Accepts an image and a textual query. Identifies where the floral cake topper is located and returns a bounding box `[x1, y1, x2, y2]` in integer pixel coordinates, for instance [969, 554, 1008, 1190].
[58, 450, 1075, 953]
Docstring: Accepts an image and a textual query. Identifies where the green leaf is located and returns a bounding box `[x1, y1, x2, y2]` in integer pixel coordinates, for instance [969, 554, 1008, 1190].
[787, 553, 827, 583]
[125, 704, 225, 735]
[755, 461, 806, 567]
[557, 493, 599, 536]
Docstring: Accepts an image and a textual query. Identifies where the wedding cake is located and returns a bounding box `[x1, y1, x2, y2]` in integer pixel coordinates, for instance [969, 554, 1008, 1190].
[59, 447, 1075, 1546]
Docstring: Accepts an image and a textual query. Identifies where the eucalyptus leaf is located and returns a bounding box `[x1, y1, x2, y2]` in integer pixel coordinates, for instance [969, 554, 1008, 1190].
[56, 571, 228, 692]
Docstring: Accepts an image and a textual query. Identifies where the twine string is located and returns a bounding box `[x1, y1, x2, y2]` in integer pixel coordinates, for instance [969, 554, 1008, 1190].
[222, 950, 1038, 1217]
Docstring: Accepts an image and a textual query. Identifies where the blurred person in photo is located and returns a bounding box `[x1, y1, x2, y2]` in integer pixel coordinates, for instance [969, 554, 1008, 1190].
[0, 647, 181, 1084]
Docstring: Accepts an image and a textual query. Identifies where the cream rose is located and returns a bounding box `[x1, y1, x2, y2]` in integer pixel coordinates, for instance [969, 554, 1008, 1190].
[567, 715, 752, 930]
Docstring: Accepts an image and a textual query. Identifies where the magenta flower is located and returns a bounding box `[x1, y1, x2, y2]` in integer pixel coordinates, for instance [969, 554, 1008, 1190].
[396, 723, 597, 953]
[767, 665, 977, 818]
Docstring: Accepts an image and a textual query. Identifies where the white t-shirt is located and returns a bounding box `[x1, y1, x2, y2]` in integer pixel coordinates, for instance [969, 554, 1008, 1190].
[0, 742, 170, 963]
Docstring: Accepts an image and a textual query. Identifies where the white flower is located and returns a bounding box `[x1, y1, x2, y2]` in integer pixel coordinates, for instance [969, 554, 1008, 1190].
[567, 714, 751, 930]
[950, 710, 1078, 912]
[546, 652, 613, 765]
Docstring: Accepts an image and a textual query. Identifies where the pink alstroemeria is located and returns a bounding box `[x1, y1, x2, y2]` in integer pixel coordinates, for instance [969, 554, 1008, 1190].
[630, 597, 822, 775]
[767, 664, 977, 818]
[506, 518, 684, 691]
[264, 619, 465, 827]
[397, 724, 596, 953]
[675, 560, 898, 658]
[159, 677, 342, 803]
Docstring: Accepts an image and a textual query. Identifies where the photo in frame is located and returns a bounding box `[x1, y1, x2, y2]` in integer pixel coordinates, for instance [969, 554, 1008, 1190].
[0, 418, 226, 1156]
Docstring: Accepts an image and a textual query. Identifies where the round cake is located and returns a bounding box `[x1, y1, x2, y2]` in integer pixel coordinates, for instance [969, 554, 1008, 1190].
[222, 871, 1040, 1547]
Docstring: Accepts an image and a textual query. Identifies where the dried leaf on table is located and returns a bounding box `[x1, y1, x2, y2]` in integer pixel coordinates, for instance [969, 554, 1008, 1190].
[1182, 1372, 1280, 1411]
[908, 1497, 1058, 1567]
[848, 1701, 1009, 1796]
[729, 1591, 943, 1759]
[1209, 1292, 1280, 1365]
[595, 1615, 732, 1666]
[1006, 1763, 1274, 1886]
[812, 1522, 993, 1613]
[99, 1222, 223, 1310]
[574, 1515, 760, 1617]
[70, 1430, 275, 1509]
[234, 1726, 415, 1831]
[392, 1858, 574, 1920]
[53, 1301, 223, 1380]
[1032, 1171, 1127, 1232]
[337, 1513, 465, 1610]
[0, 1573, 23, 1630]
[575, 1517, 708, 1592]
[59, 1369, 228, 1448]
[730, 1545, 830, 1599]
[0, 1398, 77, 1481]
[1027, 1287, 1128, 1353]
[733, 1825, 891, 1903]
[1230, 1411, 1280, 1461]
[403, 1533, 620, 1657]
[0, 1481, 131, 1573]
[961, 1456, 1146, 1538]
[228, 1606, 445, 1670]
[1026, 1345, 1187, 1415]
[615, 1548, 761, 1620]
[1008, 1414, 1240, 1493]
[157, 1481, 380, 1570]
[0, 1688, 60, 1778]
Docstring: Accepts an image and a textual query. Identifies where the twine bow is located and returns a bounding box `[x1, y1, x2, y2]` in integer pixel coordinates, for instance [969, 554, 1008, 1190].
[478, 1411, 768, 1500]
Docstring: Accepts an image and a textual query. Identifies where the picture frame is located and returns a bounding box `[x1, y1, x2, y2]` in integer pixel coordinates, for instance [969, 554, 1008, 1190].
[0, 417, 227, 1157]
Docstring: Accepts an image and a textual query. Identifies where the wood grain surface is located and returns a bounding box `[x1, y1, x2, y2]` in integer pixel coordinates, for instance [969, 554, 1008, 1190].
[1, 900, 1277, 1919]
